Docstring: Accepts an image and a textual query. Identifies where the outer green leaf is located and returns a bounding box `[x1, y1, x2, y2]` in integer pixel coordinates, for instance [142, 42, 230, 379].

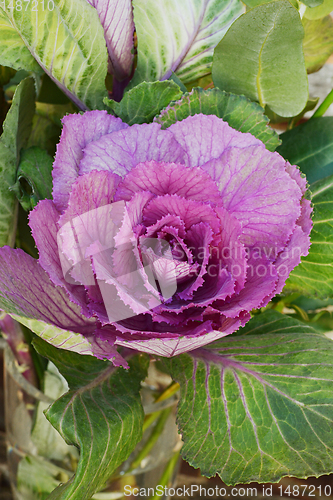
[303, 16, 333, 74]
[0, 9, 42, 73]
[0, 76, 35, 247]
[302, 0, 324, 7]
[242, 0, 299, 9]
[0, 0, 108, 110]
[33, 337, 149, 500]
[304, 0, 333, 19]
[155, 87, 281, 152]
[164, 310, 333, 484]
[212, 1, 309, 117]
[265, 97, 319, 124]
[277, 117, 333, 184]
[26, 102, 75, 156]
[286, 174, 333, 297]
[10, 146, 53, 211]
[11, 315, 95, 356]
[105, 81, 183, 125]
[130, 0, 244, 87]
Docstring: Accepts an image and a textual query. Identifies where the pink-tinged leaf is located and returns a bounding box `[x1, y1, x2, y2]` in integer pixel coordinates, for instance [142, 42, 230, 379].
[52, 111, 128, 212]
[143, 194, 221, 233]
[203, 145, 303, 251]
[168, 114, 262, 168]
[87, 0, 134, 81]
[114, 317, 240, 357]
[114, 160, 222, 204]
[0, 247, 95, 335]
[29, 199, 90, 316]
[79, 123, 187, 178]
[214, 253, 278, 318]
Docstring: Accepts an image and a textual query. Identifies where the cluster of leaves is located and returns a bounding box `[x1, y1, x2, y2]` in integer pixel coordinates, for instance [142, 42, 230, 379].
[1, 0, 333, 499]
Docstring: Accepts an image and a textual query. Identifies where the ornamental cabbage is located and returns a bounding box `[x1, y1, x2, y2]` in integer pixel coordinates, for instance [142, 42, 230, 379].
[0, 112, 312, 365]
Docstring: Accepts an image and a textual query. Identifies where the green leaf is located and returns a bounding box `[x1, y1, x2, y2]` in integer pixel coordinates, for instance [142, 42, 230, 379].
[11, 315, 97, 356]
[169, 72, 187, 93]
[11, 146, 53, 211]
[302, 0, 324, 7]
[26, 102, 75, 156]
[0, 0, 108, 110]
[130, 0, 244, 87]
[303, 16, 333, 74]
[304, 0, 333, 19]
[277, 117, 333, 184]
[286, 174, 333, 297]
[265, 97, 319, 125]
[0, 76, 35, 247]
[33, 337, 149, 500]
[212, 1, 309, 117]
[242, 0, 299, 9]
[105, 81, 183, 125]
[164, 310, 333, 484]
[155, 87, 281, 152]
[0, 9, 42, 74]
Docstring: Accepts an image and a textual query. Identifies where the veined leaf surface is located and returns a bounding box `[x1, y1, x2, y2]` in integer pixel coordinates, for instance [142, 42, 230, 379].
[286, 174, 333, 297]
[0, 0, 108, 110]
[130, 0, 244, 87]
[33, 337, 149, 500]
[0, 8, 41, 73]
[212, 1, 308, 117]
[0, 77, 35, 247]
[105, 80, 183, 125]
[164, 310, 333, 484]
[155, 87, 280, 151]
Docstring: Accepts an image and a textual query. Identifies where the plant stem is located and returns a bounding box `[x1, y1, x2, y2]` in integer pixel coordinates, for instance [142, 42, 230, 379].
[151, 450, 181, 500]
[154, 381, 180, 403]
[312, 88, 333, 118]
[129, 407, 172, 472]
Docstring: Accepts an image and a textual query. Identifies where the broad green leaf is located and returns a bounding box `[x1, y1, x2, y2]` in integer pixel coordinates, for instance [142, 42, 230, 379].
[0, 0, 108, 110]
[155, 87, 281, 152]
[212, 1, 309, 117]
[286, 174, 333, 297]
[242, 0, 299, 9]
[303, 16, 333, 74]
[105, 81, 183, 125]
[265, 97, 319, 124]
[302, 0, 324, 7]
[11, 315, 96, 356]
[0, 76, 35, 247]
[0, 9, 42, 73]
[304, 0, 333, 19]
[11, 146, 53, 211]
[130, 0, 244, 87]
[33, 337, 149, 500]
[164, 310, 333, 484]
[277, 117, 333, 184]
